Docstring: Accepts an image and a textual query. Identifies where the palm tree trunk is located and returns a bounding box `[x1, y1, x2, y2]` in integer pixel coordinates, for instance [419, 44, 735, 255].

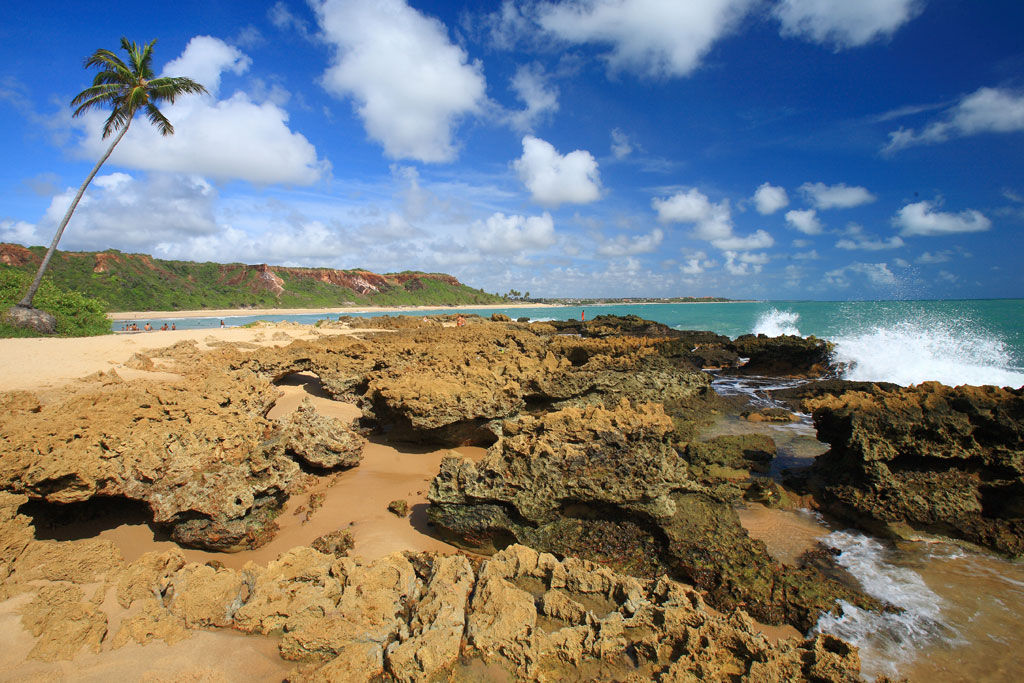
[17, 121, 132, 308]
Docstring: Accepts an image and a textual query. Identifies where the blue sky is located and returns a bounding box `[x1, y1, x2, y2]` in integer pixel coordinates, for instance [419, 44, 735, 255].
[1, 0, 1023, 300]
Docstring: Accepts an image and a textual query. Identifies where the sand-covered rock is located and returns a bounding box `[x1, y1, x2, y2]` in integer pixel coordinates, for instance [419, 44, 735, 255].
[802, 382, 1024, 555]
[429, 401, 878, 630]
[20, 583, 108, 661]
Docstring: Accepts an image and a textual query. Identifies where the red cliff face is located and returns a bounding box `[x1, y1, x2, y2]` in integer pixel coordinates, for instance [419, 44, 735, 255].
[0, 244, 34, 267]
[93, 252, 122, 273]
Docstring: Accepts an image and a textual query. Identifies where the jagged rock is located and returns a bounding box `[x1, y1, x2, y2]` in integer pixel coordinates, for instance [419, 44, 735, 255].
[0, 492, 34, 598]
[283, 399, 365, 469]
[429, 401, 877, 630]
[769, 379, 901, 413]
[491, 313, 511, 322]
[686, 434, 777, 479]
[742, 408, 800, 422]
[385, 554, 475, 682]
[278, 553, 418, 663]
[0, 370, 299, 552]
[20, 583, 107, 661]
[311, 528, 354, 557]
[388, 499, 409, 517]
[802, 382, 1024, 555]
[729, 334, 837, 377]
[110, 597, 191, 647]
[233, 547, 340, 636]
[116, 549, 187, 608]
[164, 563, 248, 628]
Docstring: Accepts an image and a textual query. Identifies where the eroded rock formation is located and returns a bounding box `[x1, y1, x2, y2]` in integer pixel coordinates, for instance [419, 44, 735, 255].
[428, 401, 879, 630]
[0, 491, 877, 681]
[800, 382, 1024, 556]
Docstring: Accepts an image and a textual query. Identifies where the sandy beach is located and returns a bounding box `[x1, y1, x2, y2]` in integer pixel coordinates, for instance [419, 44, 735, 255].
[107, 301, 553, 321]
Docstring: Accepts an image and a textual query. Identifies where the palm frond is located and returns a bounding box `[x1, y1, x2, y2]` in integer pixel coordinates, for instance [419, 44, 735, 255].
[71, 37, 206, 138]
[148, 76, 208, 103]
[144, 102, 174, 136]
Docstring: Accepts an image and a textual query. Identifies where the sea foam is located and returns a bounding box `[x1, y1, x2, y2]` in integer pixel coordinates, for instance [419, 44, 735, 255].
[833, 318, 1024, 388]
[752, 308, 801, 337]
[812, 531, 963, 679]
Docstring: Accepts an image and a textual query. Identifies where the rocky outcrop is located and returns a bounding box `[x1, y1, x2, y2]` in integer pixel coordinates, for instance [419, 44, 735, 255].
[728, 334, 836, 377]
[800, 382, 1024, 556]
[0, 369, 298, 552]
[281, 399, 365, 469]
[428, 401, 879, 630]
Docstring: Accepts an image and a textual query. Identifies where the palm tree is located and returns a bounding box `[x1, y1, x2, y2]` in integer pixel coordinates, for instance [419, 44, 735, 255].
[10, 37, 206, 330]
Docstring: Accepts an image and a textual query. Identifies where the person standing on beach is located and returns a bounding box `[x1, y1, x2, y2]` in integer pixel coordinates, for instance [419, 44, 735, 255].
[581, 310, 585, 322]
[220, 320, 225, 328]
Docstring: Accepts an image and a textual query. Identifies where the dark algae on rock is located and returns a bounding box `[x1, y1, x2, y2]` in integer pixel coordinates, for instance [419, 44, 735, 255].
[799, 381, 1024, 556]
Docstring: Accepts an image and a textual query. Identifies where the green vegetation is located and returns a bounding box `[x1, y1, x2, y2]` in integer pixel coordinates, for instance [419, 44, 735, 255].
[1, 268, 110, 337]
[1, 245, 504, 313]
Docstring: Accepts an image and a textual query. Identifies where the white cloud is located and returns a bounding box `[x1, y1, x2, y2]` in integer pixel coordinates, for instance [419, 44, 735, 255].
[514, 135, 602, 207]
[536, 0, 756, 78]
[507, 63, 560, 133]
[915, 250, 952, 264]
[711, 230, 774, 251]
[654, 187, 773, 250]
[472, 212, 556, 253]
[826, 262, 897, 287]
[884, 87, 1024, 153]
[753, 182, 788, 214]
[0, 220, 37, 245]
[73, 36, 326, 185]
[893, 200, 991, 236]
[774, 0, 923, 48]
[611, 128, 633, 159]
[785, 208, 823, 234]
[836, 234, 904, 250]
[27, 172, 219, 253]
[314, 0, 487, 162]
[800, 182, 876, 209]
[162, 35, 250, 97]
[723, 250, 764, 275]
[793, 249, 820, 260]
[596, 228, 663, 256]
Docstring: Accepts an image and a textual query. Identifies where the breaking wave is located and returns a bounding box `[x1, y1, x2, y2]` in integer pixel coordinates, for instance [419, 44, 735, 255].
[752, 308, 801, 337]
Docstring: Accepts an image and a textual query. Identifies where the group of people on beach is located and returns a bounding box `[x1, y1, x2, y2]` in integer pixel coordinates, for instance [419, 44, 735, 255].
[120, 322, 175, 332]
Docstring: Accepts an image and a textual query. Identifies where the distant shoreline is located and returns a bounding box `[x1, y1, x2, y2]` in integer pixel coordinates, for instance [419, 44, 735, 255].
[107, 302, 554, 321]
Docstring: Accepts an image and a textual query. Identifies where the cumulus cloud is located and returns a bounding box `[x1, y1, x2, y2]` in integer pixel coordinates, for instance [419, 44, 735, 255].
[536, 0, 756, 78]
[596, 228, 664, 256]
[711, 230, 774, 251]
[774, 0, 923, 48]
[723, 250, 766, 275]
[514, 135, 602, 207]
[314, 0, 486, 162]
[753, 182, 788, 214]
[884, 87, 1024, 153]
[506, 63, 560, 133]
[21, 172, 219, 253]
[0, 220, 37, 245]
[653, 187, 773, 250]
[893, 200, 991, 236]
[73, 36, 326, 185]
[784, 208, 823, 234]
[836, 234, 904, 250]
[800, 182, 876, 209]
[472, 212, 556, 253]
[826, 262, 897, 287]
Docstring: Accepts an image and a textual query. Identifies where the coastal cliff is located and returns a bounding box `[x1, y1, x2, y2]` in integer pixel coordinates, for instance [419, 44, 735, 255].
[0, 242, 501, 311]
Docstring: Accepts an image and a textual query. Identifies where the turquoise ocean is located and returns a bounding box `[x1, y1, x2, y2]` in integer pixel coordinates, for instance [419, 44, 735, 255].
[125, 298, 1024, 388]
